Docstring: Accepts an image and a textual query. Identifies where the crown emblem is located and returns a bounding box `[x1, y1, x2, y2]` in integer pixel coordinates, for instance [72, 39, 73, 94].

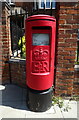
[33, 48, 49, 61]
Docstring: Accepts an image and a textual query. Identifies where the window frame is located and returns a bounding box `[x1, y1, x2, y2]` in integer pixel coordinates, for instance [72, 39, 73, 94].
[6, 0, 15, 5]
[34, 0, 56, 9]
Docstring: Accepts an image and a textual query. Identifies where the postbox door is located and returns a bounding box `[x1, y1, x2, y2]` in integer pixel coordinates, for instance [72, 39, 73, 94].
[32, 29, 50, 74]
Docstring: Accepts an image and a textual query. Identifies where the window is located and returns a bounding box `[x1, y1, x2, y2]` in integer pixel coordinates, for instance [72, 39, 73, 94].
[10, 8, 26, 59]
[6, 0, 15, 5]
[34, 0, 56, 9]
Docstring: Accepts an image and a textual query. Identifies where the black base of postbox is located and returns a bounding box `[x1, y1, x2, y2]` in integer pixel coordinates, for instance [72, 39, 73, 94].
[26, 87, 53, 112]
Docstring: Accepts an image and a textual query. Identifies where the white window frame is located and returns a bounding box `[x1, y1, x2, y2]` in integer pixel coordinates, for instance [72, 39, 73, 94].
[6, 0, 15, 5]
[34, 0, 56, 9]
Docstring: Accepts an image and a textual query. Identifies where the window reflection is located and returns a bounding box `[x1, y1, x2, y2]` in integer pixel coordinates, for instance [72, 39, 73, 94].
[46, 0, 50, 8]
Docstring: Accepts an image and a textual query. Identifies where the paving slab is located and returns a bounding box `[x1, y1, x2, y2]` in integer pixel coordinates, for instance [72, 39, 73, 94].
[0, 84, 78, 119]
[24, 105, 63, 118]
[61, 100, 77, 118]
[1, 84, 24, 102]
[0, 101, 63, 118]
[0, 105, 26, 118]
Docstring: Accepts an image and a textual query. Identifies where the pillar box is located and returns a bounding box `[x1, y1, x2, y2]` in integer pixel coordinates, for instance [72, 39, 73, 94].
[25, 15, 56, 112]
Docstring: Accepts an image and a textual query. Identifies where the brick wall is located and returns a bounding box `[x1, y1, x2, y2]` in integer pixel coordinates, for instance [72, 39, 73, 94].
[55, 2, 79, 96]
[9, 59, 26, 87]
[0, 2, 2, 84]
[2, 2, 11, 84]
[73, 69, 79, 95]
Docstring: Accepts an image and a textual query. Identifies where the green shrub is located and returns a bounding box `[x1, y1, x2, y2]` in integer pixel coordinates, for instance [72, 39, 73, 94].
[18, 36, 26, 59]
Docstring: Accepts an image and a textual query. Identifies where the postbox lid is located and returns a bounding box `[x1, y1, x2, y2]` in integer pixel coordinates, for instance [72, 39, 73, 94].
[26, 14, 56, 22]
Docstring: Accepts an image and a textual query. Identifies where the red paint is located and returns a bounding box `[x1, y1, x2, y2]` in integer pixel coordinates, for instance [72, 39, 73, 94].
[32, 46, 50, 73]
[25, 15, 56, 90]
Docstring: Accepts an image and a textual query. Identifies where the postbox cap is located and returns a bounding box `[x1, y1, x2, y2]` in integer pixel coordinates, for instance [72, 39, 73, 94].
[26, 14, 56, 22]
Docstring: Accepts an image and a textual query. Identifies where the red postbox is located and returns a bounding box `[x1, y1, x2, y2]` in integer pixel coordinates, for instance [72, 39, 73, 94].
[25, 15, 56, 112]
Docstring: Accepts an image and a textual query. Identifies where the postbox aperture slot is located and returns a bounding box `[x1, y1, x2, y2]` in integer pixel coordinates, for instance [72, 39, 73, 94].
[32, 26, 50, 30]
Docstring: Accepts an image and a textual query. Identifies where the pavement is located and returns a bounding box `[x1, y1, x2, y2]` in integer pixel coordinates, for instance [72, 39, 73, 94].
[0, 84, 78, 119]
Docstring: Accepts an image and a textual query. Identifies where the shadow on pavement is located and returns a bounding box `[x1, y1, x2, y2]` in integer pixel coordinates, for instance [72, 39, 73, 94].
[0, 84, 29, 111]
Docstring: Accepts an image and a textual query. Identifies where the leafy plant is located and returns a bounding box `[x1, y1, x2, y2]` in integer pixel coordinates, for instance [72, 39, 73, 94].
[18, 36, 26, 59]
[70, 95, 79, 101]
[52, 96, 64, 108]
[52, 96, 71, 112]
[75, 61, 79, 65]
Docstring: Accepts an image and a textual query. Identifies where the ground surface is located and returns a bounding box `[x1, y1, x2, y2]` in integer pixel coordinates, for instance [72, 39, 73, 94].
[0, 84, 78, 119]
